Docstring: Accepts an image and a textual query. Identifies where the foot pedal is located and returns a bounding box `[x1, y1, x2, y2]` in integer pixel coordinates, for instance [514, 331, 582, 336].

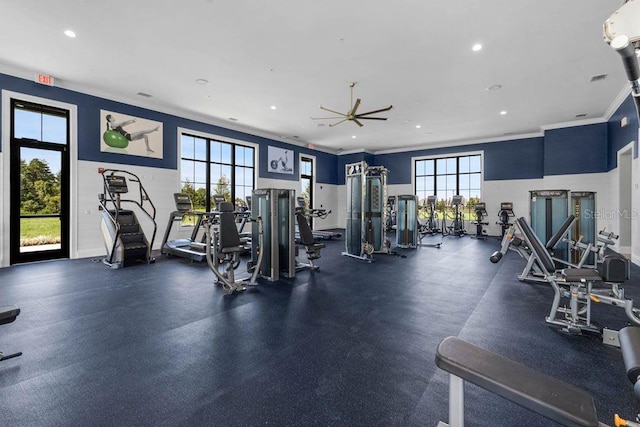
[603, 328, 620, 347]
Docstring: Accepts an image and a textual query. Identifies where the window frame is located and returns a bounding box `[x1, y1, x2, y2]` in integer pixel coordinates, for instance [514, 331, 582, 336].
[412, 151, 484, 205]
[177, 127, 258, 214]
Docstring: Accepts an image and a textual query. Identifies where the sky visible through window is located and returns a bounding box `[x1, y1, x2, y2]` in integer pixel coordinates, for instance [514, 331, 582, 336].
[14, 107, 66, 173]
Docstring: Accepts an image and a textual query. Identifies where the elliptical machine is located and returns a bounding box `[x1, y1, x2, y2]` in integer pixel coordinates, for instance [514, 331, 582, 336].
[443, 195, 466, 237]
[418, 195, 440, 235]
[202, 201, 264, 294]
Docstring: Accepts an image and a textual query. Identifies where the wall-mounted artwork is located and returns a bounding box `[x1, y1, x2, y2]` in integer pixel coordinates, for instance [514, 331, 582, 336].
[267, 146, 294, 174]
[100, 110, 163, 159]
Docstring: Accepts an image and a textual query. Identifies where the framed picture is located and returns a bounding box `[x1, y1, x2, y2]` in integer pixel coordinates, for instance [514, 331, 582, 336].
[267, 146, 294, 174]
[100, 110, 163, 159]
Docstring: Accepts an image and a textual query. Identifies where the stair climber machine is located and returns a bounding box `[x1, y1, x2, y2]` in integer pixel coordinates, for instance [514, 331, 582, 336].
[161, 193, 208, 262]
[98, 169, 157, 269]
[343, 161, 391, 262]
[201, 201, 264, 294]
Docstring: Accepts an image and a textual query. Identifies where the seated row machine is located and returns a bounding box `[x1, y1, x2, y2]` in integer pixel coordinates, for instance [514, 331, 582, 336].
[295, 207, 325, 271]
[1, 305, 21, 361]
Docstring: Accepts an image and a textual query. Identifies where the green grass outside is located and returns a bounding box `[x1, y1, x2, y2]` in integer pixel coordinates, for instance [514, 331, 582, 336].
[20, 217, 60, 246]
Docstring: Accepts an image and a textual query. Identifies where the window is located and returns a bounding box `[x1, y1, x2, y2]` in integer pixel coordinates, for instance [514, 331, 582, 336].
[180, 132, 255, 212]
[414, 153, 482, 207]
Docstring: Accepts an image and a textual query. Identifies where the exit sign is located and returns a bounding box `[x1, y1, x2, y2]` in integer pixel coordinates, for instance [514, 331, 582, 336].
[35, 73, 54, 86]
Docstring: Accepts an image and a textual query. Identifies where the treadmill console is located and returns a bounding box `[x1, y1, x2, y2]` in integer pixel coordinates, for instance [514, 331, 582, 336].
[173, 193, 193, 212]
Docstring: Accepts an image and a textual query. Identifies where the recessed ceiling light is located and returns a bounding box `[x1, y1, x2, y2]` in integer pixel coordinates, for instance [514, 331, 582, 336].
[352, 135, 357, 139]
[415, 125, 421, 129]
[500, 110, 507, 115]
[270, 105, 277, 110]
[486, 84, 502, 91]
[64, 30, 76, 38]
[472, 43, 482, 51]
[195, 79, 209, 85]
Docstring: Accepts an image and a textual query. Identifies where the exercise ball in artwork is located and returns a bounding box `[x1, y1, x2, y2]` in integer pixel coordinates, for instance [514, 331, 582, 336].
[103, 130, 129, 148]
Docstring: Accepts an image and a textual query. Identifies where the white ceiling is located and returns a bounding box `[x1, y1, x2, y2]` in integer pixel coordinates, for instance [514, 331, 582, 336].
[0, 0, 629, 154]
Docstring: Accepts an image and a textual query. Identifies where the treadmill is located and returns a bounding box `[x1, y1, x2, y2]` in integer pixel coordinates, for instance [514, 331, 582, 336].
[161, 193, 208, 262]
[295, 197, 342, 240]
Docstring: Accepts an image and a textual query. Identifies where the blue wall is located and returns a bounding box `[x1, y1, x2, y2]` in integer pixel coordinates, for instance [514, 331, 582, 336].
[3, 71, 635, 188]
[0, 72, 339, 184]
[608, 95, 639, 169]
[375, 137, 546, 185]
[543, 123, 607, 176]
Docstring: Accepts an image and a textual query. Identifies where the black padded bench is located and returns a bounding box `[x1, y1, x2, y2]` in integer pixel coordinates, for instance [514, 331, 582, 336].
[0, 305, 22, 362]
[436, 336, 601, 426]
[0, 305, 20, 326]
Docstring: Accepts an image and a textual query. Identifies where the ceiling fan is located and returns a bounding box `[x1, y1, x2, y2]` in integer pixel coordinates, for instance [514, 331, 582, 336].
[312, 83, 393, 127]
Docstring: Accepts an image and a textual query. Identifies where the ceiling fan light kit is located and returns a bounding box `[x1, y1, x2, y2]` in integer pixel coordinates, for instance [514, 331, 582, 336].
[311, 82, 392, 127]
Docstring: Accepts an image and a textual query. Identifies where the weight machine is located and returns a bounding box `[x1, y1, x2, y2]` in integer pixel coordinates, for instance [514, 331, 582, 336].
[395, 195, 418, 248]
[295, 197, 341, 240]
[343, 161, 391, 262]
[251, 189, 297, 281]
[530, 190, 570, 262]
[202, 202, 264, 294]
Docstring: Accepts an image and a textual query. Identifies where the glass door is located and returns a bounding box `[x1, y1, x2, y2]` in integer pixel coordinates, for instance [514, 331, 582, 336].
[10, 99, 69, 264]
[300, 156, 313, 228]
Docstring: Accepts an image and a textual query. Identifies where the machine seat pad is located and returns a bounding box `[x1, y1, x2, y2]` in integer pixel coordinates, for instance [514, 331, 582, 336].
[560, 269, 603, 283]
[221, 245, 245, 254]
[306, 243, 326, 251]
[0, 305, 20, 325]
[436, 336, 599, 427]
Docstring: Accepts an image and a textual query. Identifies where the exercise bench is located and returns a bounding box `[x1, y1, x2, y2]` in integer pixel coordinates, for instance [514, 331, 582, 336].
[436, 336, 604, 426]
[0, 305, 22, 361]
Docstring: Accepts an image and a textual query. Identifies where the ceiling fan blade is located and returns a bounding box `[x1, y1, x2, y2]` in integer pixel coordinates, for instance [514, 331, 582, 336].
[353, 118, 364, 127]
[349, 98, 361, 116]
[328, 118, 348, 127]
[356, 117, 388, 121]
[319, 105, 347, 116]
[311, 116, 347, 120]
[355, 105, 393, 117]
